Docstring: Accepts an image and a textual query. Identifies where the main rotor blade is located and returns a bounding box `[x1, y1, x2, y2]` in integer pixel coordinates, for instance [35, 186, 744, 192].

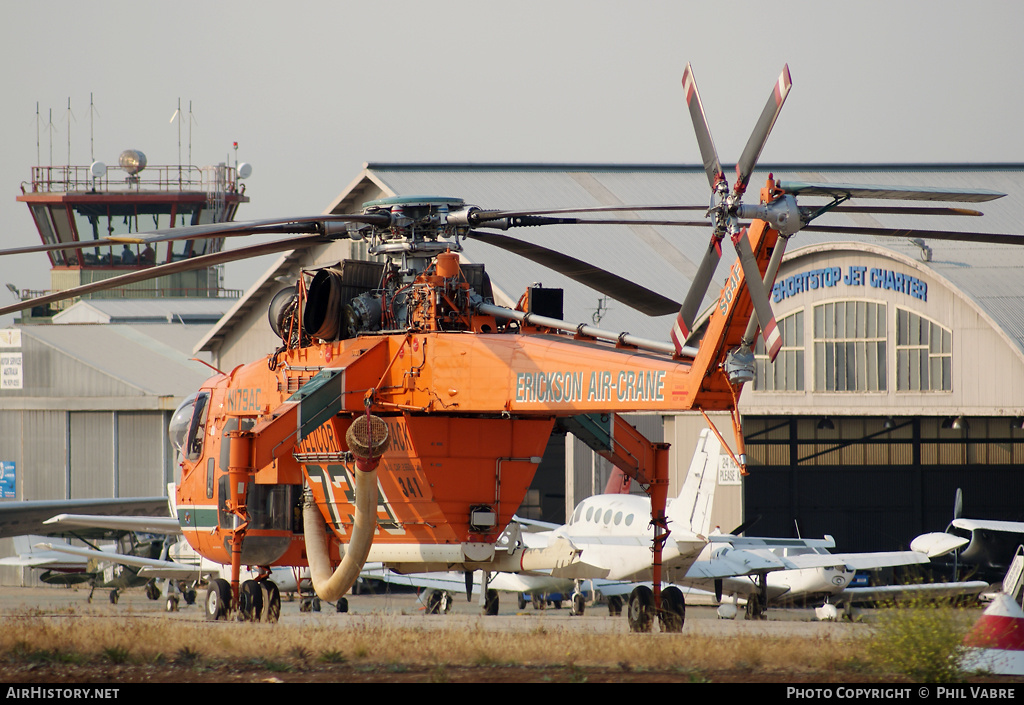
[779, 181, 1005, 203]
[466, 230, 680, 316]
[734, 65, 792, 198]
[485, 215, 710, 229]
[106, 214, 389, 245]
[827, 205, 984, 217]
[731, 228, 782, 361]
[800, 224, 1024, 246]
[682, 63, 725, 190]
[469, 205, 707, 218]
[0, 234, 330, 318]
[0, 214, 386, 260]
[672, 234, 724, 350]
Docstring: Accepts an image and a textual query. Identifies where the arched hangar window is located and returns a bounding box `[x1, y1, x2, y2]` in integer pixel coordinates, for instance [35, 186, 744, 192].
[754, 310, 804, 391]
[813, 301, 886, 392]
[896, 309, 952, 392]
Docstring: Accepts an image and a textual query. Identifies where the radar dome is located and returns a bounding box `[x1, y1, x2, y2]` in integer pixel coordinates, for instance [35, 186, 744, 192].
[118, 150, 147, 175]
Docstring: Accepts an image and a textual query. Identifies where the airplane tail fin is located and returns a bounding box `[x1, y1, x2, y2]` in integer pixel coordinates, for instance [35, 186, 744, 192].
[603, 467, 632, 494]
[666, 429, 721, 536]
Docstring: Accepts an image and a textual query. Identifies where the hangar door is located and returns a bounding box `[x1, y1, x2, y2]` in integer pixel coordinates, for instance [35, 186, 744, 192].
[742, 416, 1024, 554]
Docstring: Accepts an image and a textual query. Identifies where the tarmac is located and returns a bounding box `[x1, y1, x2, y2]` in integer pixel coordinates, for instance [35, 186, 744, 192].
[0, 582, 893, 638]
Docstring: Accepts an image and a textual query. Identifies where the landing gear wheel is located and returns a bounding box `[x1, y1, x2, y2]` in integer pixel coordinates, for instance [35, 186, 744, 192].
[205, 578, 232, 621]
[109, 590, 119, 605]
[182, 587, 197, 605]
[145, 581, 161, 601]
[260, 581, 281, 623]
[336, 597, 348, 614]
[440, 591, 452, 614]
[531, 593, 545, 611]
[299, 597, 312, 613]
[484, 589, 499, 616]
[518, 593, 528, 610]
[608, 595, 623, 617]
[165, 594, 180, 613]
[426, 591, 442, 615]
[571, 593, 586, 616]
[627, 585, 655, 633]
[312, 596, 321, 612]
[745, 593, 765, 620]
[659, 586, 685, 633]
[239, 580, 264, 622]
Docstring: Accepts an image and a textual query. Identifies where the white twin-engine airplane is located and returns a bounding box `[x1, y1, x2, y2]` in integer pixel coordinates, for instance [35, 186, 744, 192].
[371, 430, 874, 630]
[374, 429, 987, 625]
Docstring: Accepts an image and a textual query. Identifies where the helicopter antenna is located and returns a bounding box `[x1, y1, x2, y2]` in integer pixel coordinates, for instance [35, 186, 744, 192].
[592, 296, 609, 325]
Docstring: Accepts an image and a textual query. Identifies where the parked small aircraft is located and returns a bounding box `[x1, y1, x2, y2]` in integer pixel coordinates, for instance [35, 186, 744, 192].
[367, 430, 845, 630]
[911, 489, 1024, 584]
[0, 532, 165, 603]
[3, 488, 302, 618]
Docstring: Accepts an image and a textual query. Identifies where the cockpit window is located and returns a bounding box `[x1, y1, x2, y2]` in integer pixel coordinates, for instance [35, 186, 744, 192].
[168, 391, 210, 462]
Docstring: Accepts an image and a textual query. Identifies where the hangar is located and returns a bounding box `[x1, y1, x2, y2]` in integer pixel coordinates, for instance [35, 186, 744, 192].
[195, 162, 1024, 554]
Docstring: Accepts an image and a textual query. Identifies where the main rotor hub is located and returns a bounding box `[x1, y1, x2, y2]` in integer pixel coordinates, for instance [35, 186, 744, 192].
[357, 196, 470, 263]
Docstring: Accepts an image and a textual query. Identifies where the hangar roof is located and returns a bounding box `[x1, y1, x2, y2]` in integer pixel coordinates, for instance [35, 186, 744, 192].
[201, 163, 1024, 354]
[5, 323, 213, 402]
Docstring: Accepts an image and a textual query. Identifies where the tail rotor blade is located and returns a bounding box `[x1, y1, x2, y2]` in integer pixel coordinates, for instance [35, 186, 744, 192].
[732, 229, 782, 361]
[734, 65, 792, 198]
[742, 234, 791, 347]
[682, 63, 725, 190]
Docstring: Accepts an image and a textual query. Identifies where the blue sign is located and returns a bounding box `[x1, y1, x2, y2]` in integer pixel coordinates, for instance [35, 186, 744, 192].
[772, 265, 928, 304]
[0, 461, 14, 499]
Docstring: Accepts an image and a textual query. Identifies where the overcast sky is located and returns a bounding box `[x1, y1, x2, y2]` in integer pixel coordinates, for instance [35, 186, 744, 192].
[2, 0, 1022, 326]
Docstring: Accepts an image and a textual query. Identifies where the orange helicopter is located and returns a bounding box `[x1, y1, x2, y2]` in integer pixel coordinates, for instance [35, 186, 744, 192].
[2, 64, 1017, 630]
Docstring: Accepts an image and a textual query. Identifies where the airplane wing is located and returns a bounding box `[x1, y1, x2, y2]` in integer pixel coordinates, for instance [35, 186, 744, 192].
[780, 550, 930, 571]
[952, 518, 1024, 534]
[511, 515, 562, 532]
[910, 531, 970, 558]
[684, 544, 788, 579]
[0, 496, 168, 539]
[838, 580, 990, 605]
[709, 535, 837, 550]
[34, 542, 203, 579]
[42, 513, 181, 536]
[0, 536, 87, 570]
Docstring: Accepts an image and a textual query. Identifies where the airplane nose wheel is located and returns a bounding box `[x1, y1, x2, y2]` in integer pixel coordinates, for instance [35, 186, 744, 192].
[658, 586, 685, 633]
[607, 595, 623, 616]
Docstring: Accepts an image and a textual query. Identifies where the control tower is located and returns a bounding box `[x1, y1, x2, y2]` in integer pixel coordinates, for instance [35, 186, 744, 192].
[16, 149, 250, 320]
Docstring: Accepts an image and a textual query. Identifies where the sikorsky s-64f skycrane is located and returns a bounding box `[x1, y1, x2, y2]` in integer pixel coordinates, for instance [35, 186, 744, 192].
[2, 64, 1018, 630]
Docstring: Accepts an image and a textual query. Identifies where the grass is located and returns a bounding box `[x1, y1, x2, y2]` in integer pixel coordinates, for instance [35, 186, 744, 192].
[0, 602, 994, 682]
[0, 613, 861, 676]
